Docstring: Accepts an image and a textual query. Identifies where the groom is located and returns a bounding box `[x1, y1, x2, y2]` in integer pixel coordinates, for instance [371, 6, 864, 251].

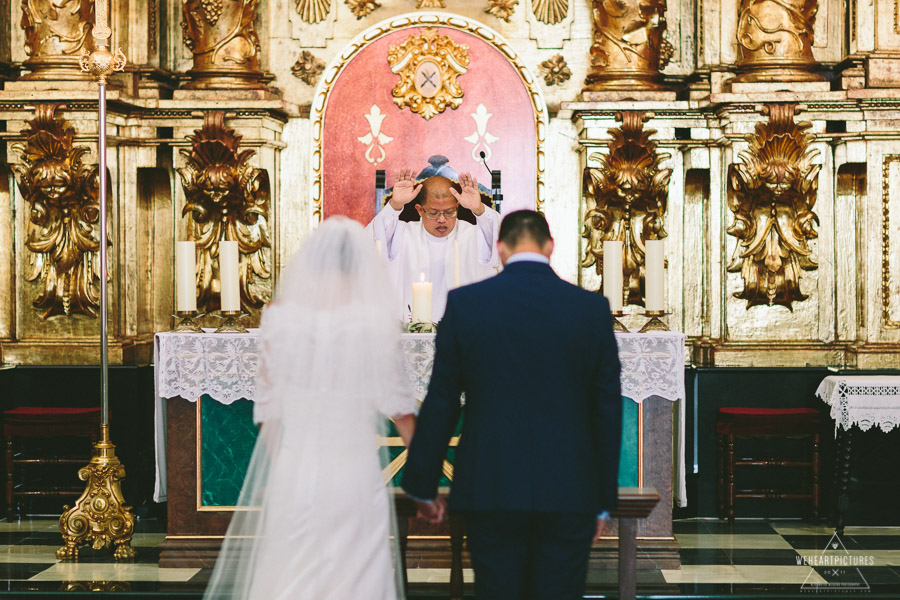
[402, 210, 623, 599]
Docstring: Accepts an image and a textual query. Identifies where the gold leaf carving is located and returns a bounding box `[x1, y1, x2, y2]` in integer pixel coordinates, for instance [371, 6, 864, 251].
[881, 156, 900, 328]
[346, 0, 381, 18]
[11, 104, 104, 319]
[735, 0, 822, 81]
[388, 28, 469, 121]
[295, 0, 331, 23]
[727, 104, 820, 310]
[532, 0, 568, 24]
[485, 0, 518, 22]
[539, 54, 571, 86]
[416, 0, 445, 7]
[291, 50, 326, 86]
[582, 111, 670, 306]
[178, 112, 272, 314]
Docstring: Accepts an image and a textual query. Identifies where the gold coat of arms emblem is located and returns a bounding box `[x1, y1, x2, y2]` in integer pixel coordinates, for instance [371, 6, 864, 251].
[387, 28, 469, 120]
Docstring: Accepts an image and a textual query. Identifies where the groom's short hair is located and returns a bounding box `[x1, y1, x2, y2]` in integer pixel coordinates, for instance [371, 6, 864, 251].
[499, 210, 552, 248]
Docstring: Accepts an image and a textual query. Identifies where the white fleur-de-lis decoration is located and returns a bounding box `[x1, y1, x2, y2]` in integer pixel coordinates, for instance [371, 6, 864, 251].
[357, 105, 394, 164]
[464, 103, 500, 162]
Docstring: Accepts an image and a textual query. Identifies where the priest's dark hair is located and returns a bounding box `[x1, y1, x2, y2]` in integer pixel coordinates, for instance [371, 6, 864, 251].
[499, 210, 552, 248]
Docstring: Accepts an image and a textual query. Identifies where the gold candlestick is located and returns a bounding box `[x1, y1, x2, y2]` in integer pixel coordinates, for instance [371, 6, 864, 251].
[639, 310, 670, 333]
[215, 311, 249, 334]
[172, 311, 204, 333]
[611, 311, 629, 333]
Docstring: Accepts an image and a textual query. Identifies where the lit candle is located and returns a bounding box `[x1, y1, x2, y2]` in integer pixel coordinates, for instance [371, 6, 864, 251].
[644, 239, 665, 312]
[219, 240, 240, 313]
[411, 273, 433, 323]
[175, 241, 197, 313]
[602, 240, 623, 312]
[454, 239, 460, 288]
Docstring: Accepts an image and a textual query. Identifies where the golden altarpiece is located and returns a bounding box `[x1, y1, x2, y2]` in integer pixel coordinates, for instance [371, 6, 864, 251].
[1, 0, 899, 571]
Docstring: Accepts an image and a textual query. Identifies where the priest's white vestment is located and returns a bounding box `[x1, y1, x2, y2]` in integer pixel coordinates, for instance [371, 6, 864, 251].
[368, 203, 500, 321]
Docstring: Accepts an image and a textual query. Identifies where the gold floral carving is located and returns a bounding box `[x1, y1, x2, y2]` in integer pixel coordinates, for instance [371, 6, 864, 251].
[11, 104, 104, 319]
[727, 104, 820, 310]
[584, 0, 673, 91]
[388, 28, 469, 121]
[296, 0, 331, 23]
[178, 112, 271, 314]
[881, 156, 900, 328]
[181, 0, 266, 89]
[539, 54, 571, 86]
[582, 112, 670, 306]
[735, 0, 822, 82]
[20, 0, 95, 80]
[485, 0, 517, 22]
[346, 0, 381, 18]
[416, 0, 445, 7]
[533, 0, 568, 24]
[291, 51, 326, 86]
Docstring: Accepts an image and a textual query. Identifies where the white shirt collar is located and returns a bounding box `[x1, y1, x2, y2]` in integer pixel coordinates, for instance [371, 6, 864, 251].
[505, 252, 550, 265]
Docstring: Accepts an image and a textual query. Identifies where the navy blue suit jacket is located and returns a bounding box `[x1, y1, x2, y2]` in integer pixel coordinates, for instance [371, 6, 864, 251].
[402, 259, 623, 514]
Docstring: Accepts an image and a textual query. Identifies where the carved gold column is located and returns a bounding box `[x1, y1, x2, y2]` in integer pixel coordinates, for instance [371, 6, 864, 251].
[19, 0, 95, 80]
[583, 0, 673, 91]
[181, 0, 267, 90]
[734, 0, 823, 82]
[582, 111, 670, 305]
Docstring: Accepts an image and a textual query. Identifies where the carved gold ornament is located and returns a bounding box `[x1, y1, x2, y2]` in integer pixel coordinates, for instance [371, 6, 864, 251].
[584, 0, 673, 91]
[346, 0, 381, 18]
[735, 0, 822, 82]
[582, 112, 670, 306]
[11, 104, 105, 319]
[295, 0, 331, 22]
[20, 0, 95, 80]
[728, 104, 820, 310]
[178, 111, 272, 314]
[388, 28, 469, 121]
[533, 0, 568, 24]
[291, 50, 326, 86]
[539, 54, 571, 86]
[485, 0, 518, 22]
[416, 0, 446, 7]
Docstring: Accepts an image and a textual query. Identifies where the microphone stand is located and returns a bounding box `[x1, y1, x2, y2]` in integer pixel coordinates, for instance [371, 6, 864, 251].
[479, 151, 502, 214]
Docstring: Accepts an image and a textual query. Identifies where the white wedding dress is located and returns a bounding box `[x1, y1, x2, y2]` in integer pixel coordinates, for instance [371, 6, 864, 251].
[203, 218, 416, 600]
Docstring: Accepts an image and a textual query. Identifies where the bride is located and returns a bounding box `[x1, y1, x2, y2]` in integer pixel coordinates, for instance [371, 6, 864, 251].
[203, 217, 418, 600]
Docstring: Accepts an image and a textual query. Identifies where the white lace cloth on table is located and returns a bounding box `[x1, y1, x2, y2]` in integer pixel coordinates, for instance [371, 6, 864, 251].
[816, 375, 900, 433]
[155, 330, 688, 505]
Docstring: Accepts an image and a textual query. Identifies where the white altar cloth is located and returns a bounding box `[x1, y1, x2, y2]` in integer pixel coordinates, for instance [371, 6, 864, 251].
[154, 330, 687, 505]
[816, 375, 900, 433]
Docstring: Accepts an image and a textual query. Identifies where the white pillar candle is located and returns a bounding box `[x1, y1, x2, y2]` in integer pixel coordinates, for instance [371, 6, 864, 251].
[644, 239, 665, 312]
[175, 241, 197, 313]
[602, 240, 623, 312]
[375, 239, 383, 260]
[411, 273, 433, 323]
[454, 239, 460, 288]
[219, 240, 241, 313]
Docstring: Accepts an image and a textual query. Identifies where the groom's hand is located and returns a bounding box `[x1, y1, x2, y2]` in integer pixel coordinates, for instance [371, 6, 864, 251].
[414, 498, 446, 524]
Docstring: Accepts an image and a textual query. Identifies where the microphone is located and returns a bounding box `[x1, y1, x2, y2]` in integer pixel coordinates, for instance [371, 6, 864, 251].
[479, 151, 492, 179]
[478, 151, 502, 214]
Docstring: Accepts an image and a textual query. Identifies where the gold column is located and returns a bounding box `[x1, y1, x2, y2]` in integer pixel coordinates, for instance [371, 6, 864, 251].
[583, 0, 673, 92]
[181, 0, 268, 90]
[734, 0, 823, 82]
[19, 0, 95, 81]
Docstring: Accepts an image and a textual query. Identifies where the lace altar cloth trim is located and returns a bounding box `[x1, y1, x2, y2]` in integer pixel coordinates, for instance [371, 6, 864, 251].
[816, 376, 900, 433]
[155, 330, 687, 405]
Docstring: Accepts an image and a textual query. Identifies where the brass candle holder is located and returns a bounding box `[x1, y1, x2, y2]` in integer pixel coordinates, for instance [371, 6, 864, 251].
[611, 311, 629, 333]
[215, 311, 248, 333]
[639, 310, 670, 333]
[172, 311, 204, 333]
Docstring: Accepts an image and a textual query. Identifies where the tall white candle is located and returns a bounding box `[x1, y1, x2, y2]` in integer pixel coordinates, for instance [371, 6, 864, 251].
[411, 273, 433, 323]
[602, 240, 623, 312]
[175, 241, 197, 312]
[454, 239, 460, 288]
[219, 240, 241, 312]
[645, 239, 665, 312]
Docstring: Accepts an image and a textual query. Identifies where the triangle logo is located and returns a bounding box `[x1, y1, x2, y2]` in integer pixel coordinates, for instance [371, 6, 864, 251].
[799, 531, 871, 592]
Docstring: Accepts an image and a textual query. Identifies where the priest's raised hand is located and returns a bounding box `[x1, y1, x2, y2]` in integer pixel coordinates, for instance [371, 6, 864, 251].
[388, 167, 423, 210]
[449, 172, 485, 216]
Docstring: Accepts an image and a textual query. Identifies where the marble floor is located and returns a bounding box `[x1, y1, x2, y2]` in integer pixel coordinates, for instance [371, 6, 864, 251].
[0, 518, 899, 598]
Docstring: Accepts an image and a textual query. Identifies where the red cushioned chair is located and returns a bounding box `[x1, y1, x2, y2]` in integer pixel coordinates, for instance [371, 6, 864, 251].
[3, 407, 100, 521]
[716, 407, 823, 523]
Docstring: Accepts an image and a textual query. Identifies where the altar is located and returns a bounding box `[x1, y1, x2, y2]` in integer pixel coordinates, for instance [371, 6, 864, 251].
[154, 329, 686, 569]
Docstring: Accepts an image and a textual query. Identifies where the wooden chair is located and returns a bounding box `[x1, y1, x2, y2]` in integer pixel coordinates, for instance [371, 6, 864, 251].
[3, 407, 100, 521]
[716, 407, 822, 523]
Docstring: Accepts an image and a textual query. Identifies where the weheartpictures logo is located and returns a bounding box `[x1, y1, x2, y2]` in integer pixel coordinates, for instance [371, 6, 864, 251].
[799, 531, 872, 593]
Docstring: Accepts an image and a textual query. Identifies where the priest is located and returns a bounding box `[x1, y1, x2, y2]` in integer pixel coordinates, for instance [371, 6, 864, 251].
[369, 165, 501, 322]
